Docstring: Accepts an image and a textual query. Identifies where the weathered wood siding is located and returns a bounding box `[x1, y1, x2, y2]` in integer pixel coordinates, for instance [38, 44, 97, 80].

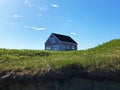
[60, 42, 77, 51]
[45, 34, 60, 50]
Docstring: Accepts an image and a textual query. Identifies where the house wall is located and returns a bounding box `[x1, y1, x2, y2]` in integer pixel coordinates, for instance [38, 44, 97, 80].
[60, 42, 77, 51]
[45, 34, 61, 50]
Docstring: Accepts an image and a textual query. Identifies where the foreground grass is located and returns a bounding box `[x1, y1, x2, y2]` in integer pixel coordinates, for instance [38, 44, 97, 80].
[0, 39, 120, 79]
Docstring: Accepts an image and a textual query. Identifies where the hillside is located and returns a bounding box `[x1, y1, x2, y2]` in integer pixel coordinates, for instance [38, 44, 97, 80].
[0, 39, 120, 85]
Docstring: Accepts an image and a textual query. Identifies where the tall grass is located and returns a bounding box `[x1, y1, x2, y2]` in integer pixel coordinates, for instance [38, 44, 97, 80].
[0, 39, 120, 75]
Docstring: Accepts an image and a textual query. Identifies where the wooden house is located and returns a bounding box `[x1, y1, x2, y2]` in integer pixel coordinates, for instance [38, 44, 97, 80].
[45, 33, 77, 51]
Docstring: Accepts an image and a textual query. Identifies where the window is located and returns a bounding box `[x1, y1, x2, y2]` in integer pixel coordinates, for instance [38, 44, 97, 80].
[52, 45, 59, 50]
[61, 45, 66, 50]
[46, 46, 51, 50]
[72, 46, 75, 50]
[67, 45, 70, 50]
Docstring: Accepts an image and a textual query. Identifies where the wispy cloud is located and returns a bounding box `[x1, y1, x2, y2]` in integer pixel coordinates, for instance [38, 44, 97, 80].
[38, 6, 47, 12]
[24, 0, 34, 7]
[51, 4, 59, 8]
[13, 14, 23, 18]
[71, 32, 76, 35]
[31, 26, 47, 31]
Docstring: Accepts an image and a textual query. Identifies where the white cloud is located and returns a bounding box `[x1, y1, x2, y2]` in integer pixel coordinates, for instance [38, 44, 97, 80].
[51, 4, 59, 8]
[13, 14, 23, 18]
[31, 26, 47, 31]
[24, 0, 34, 7]
[71, 32, 76, 35]
[37, 6, 48, 14]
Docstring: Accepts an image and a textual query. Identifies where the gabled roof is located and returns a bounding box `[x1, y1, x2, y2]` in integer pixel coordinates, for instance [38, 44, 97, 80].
[53, 33, 77, 44]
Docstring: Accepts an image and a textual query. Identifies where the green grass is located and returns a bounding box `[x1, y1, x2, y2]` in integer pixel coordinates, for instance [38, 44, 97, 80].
[0, 39, 120, 77]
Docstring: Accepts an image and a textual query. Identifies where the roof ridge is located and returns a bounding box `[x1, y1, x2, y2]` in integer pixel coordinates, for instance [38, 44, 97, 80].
[52, 33, 77, 44]
[52, 33, 69, 37]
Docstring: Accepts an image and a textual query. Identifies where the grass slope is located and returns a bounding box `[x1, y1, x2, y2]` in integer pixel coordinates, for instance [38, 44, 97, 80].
[0, 39, 120, 81]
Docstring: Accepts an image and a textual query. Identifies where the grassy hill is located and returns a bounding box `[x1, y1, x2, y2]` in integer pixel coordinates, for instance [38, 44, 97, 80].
[0, 39, 120, 82]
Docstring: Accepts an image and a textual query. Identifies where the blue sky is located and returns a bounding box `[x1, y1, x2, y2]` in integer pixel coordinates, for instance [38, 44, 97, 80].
[0, 0, 120, 50]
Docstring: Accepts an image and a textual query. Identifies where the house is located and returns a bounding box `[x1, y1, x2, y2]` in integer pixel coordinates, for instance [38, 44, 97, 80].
[45, 33, 77, 51]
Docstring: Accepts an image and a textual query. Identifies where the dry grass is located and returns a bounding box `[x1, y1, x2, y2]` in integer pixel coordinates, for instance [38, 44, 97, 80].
[0, 39, 120, 77]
